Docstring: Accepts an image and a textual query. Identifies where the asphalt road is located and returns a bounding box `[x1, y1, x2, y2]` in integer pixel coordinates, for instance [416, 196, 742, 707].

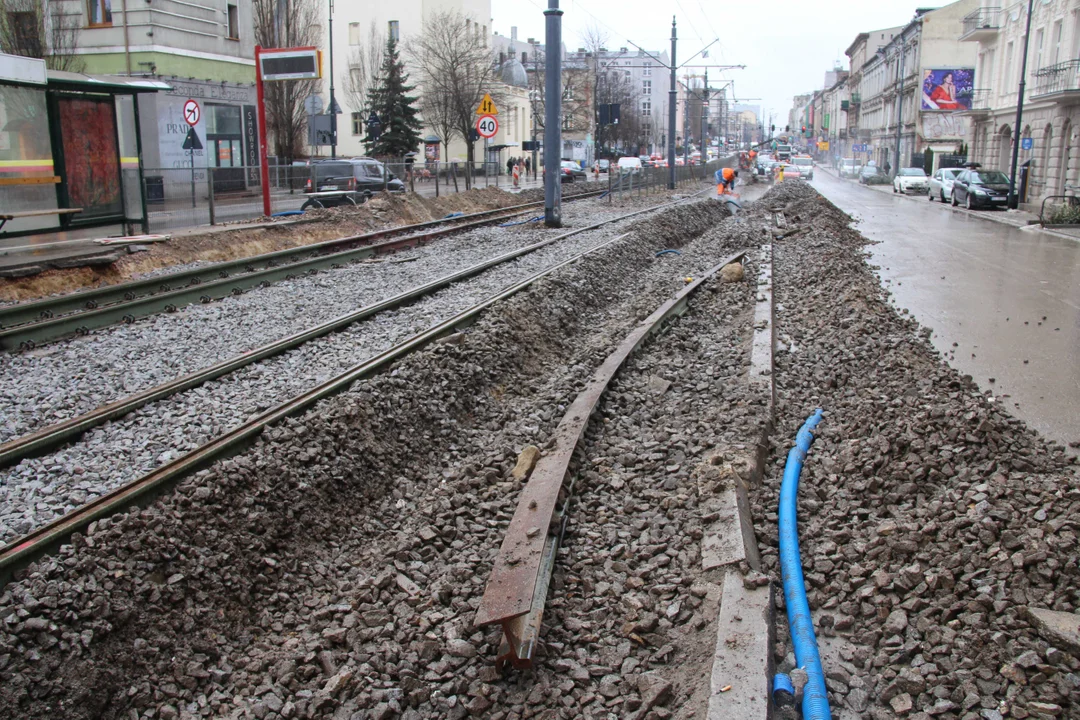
[813, 169, 1080, 453]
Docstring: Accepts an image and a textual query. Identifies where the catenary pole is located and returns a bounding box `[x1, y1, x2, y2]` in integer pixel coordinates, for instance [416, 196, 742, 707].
[668, 17, 677, 189]
[328, 0, 337, 158]
[893, 31, 905, 177]
[1009, 0, 1036, 209]
[544, 0, 563, 227]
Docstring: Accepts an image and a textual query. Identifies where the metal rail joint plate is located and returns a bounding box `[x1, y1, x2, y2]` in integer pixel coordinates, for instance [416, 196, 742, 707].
[475, 248, 747, 670]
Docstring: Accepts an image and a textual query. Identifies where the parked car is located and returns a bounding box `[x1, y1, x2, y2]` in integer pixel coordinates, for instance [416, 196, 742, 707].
[893, 167, 929, 195]
[951, 168, 1012, 208]
[791, 156, 814, 180]
[305, 160, 358, 195]
[618, 156, 644, 175]
[859, 165, 890, 185]
[774, 164, 802, 182]
[927, 167, 964, 202]
[561, 160, 587, 181]
[597, 159, 611, 173]
[839, 158, 861, 178]
[347, 157, 406, 195]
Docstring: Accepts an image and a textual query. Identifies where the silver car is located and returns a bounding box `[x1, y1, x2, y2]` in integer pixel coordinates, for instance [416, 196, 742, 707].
[928, 167, 963, 202]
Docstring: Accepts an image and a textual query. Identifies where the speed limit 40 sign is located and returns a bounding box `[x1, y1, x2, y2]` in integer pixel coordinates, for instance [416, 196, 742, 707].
[476, 114, 498, 139]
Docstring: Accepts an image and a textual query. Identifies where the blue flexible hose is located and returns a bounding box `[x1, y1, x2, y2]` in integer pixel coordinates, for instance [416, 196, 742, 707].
[779, 408, 831, 720]
[497, 216, 543, 227]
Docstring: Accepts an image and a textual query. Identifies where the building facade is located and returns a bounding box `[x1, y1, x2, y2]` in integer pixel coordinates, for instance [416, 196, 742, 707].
[962, 0, 1080, 204]
[60, 0, 258, 179]
[850, 0, 978, 172]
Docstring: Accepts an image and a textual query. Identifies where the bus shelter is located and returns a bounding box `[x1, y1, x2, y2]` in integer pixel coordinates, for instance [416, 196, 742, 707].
[0, 53, 169, 238]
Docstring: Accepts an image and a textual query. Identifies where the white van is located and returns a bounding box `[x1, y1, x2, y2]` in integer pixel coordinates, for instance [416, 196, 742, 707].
[617, 156, 643, 175]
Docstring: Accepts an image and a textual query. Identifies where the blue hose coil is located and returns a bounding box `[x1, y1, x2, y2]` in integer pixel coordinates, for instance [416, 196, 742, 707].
[779, 408, 831, 720]
[655, 249, 681, 257]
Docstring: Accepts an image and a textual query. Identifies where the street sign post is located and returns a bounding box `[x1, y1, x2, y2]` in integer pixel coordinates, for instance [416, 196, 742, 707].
[476, 115, 498, 139]
[183, 99, 201, 127]
[182, 127, 203, 209]
[476, 93, 499, 115]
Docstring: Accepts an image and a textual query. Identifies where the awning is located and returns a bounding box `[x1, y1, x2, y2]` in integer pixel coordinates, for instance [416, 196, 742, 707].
[46, 71, 172, 93]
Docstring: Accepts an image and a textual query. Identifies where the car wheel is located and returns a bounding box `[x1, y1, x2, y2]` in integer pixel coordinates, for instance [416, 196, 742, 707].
[928, 190, 934, 201]
[966, 193, 974, 210]
[950, 191, 958, 206]
[301, 199, 324, 210]
[940, 190, 946, 202]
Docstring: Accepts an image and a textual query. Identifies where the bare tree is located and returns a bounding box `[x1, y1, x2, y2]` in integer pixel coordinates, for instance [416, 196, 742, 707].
[253, 0, 322, 159]
[0, 0, 84, 71]
[411, 9, 505, 188]
[524, 41, 592, 159]
[342, 21, 384, 122]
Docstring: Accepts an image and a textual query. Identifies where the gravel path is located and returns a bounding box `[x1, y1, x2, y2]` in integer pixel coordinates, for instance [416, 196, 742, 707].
[0, 191, 757, 719]
[753, 181, 1079, 718]
[0, 195, 673, 445]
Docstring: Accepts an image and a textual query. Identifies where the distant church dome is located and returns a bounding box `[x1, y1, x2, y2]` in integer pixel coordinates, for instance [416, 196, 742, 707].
[501, 44, 529, 88]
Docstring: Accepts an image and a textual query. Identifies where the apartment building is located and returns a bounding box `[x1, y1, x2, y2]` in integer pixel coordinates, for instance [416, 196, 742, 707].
[58, 0, 257, 177]
[844, 26, 904, 160]
[962, 0, 1080, 203]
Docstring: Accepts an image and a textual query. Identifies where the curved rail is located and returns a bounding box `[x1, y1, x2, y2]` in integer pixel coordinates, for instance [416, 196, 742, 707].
[0, 189, 608, 350]
[779, 408, 831, 720]
[475, 248, 748, 670]
[0, 189, 712, 588]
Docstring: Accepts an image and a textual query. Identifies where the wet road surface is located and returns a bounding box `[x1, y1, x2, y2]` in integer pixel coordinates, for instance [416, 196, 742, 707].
[813, 170, 1080, 453]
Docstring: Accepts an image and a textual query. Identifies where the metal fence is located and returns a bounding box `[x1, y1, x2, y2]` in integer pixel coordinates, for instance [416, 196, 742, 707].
[142, 161, 561, 232]
[602, 162, 715, 202]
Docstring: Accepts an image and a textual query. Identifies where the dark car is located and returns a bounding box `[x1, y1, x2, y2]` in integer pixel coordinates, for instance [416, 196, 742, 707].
[348, 157, 407, 195]
[305, 160, 357, 196]
[597, 159, 611, 173]
[858, 165, 890, 185]
[560, 161, 587, 182]
[950, 168, 1011, 209]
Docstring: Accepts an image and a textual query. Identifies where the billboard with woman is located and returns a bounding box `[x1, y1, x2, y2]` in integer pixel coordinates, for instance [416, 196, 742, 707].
[922, 69, 974, 111]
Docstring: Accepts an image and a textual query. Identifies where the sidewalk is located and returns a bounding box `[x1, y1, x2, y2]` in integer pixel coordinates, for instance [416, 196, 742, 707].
[816, 164, 1080, 242]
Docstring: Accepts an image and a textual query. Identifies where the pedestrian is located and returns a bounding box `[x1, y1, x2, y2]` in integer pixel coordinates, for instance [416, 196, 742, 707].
[513, 161, 520, 188]
[524, 157, 531, 174]
[507, 157, 514, 176]
[593, 161, 600, 181]
[884, 159, 892, 176]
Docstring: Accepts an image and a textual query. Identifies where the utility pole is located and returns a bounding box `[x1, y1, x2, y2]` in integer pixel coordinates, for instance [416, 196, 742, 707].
[328, 0, 337, 158]
[1009, 0, 1036, 209]
[544, 0, 563, 227]
[892, 33, 906, 177]
[667, 16, 677, 189]
[702, 69, 708, 157]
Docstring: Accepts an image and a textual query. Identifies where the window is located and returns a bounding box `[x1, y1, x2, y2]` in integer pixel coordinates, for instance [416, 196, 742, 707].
[349, 22, 360, 45]
[1034, 27, 1045, 71]
[227, 4, 239, 40]
[562, 114, 572, 130]
[388, 20, 399, 42]
[562, 83, 573, 101]
[352, 112, 363, 136]
[624, 70, 631, 78]
[1053, 20, 1063, 64]
[1003, 41, 1014, 95]
[641, 100, 651, 116]
[88, 0, 112, 26]
[7, 11, 40, 53]
[643, 80, 651, 94]
[643, 63, 651, 76]
[482, 25, 487, 47]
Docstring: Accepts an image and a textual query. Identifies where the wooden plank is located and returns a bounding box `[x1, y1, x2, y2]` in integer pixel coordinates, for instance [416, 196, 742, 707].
[0, 208, 83, 220]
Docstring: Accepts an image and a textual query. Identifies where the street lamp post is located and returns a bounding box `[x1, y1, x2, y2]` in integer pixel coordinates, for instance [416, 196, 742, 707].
[1008, 0, 1036, 209]
[328, 0, 337, 158]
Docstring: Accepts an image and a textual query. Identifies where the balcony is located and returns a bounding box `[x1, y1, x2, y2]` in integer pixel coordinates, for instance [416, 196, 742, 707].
[960, 8, 1000, 42]
[961, 88, 993, 117]
[1032, 60, 1080, 102]
[851, 92, 861, 105]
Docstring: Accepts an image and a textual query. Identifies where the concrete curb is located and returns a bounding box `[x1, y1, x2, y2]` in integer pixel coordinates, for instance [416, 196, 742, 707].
[703, 242, 776, 720]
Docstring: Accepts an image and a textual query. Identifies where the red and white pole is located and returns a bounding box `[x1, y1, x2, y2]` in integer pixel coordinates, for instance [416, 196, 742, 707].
[255, 45, 272, 217]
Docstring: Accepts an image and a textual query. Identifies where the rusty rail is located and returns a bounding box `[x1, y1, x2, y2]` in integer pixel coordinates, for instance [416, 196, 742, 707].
[475, 248, 747, 670]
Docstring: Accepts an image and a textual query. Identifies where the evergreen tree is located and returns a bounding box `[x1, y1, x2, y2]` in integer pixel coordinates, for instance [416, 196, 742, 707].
[365, 36, 423, 157]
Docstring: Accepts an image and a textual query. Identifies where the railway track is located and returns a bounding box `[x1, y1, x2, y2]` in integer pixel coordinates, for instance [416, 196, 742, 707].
[0, 189, 712, 585]
[0, 189, 608, 351]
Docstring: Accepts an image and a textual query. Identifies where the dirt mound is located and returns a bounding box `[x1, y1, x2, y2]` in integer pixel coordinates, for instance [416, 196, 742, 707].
[0, 187, 538, 304]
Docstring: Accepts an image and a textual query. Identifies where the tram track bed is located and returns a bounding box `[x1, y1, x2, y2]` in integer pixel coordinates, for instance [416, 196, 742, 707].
[751, 182, 1078, 718]
[0, 187, 765, 719]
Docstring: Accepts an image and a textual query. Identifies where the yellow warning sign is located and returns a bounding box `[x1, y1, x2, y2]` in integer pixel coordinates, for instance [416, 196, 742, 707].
[476, 93, 499, 115]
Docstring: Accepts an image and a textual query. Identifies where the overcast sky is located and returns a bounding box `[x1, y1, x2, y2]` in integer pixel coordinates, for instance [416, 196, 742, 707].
[491, 0, 934, 124]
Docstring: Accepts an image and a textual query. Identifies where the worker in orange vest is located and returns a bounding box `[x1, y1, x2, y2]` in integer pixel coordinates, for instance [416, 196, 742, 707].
[716, 167, 738, 196]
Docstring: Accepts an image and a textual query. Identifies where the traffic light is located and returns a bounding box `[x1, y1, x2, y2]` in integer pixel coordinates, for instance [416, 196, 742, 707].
[785, 125, 790, 133]
[801, 125, 807, 134]
[770, 124, 775, 133]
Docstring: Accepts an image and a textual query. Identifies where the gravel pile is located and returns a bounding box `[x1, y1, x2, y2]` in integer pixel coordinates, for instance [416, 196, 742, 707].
[0, 195, 675, 446]
[755, 181, 1080, 718]
[0, 192, 759, 719]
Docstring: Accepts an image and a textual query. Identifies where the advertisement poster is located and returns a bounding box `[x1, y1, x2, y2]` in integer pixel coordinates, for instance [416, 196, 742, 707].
[922, 69, 974, 111]
[57, 97, 122, 220]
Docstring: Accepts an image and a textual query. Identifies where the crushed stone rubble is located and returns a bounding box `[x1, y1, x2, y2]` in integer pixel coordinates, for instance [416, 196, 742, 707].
[0, 190, 760, 720]
[754, 181, 1079, 718]
[0, 193, 710, 542]
[0, 194, 658, 446]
